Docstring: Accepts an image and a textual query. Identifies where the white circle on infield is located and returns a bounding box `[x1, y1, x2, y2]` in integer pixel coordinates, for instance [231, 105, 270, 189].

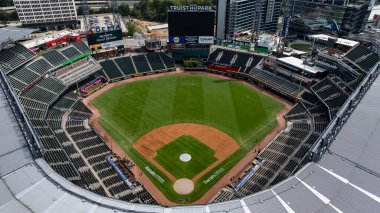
[179, 153, 191, 162]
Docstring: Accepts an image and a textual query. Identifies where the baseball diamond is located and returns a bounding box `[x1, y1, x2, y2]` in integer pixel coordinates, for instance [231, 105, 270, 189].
[88, 73, 284, 203]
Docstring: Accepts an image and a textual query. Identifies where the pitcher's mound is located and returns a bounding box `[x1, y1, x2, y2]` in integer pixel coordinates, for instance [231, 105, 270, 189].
[173, 178, 194, 194]
[179, 153, 191, 162]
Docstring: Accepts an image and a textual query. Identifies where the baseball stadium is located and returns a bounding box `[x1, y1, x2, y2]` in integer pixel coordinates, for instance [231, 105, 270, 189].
[1, 4, 380, 213]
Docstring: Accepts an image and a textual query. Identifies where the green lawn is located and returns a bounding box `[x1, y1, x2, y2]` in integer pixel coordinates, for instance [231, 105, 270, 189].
[290, 43, 312, 52]
[154, 135, 217, 179]
[91, 73, 284, 203]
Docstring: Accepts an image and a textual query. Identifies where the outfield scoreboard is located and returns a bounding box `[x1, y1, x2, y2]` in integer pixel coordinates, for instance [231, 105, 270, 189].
[168, 5, 215, 45]
[87, 30, 123, 46]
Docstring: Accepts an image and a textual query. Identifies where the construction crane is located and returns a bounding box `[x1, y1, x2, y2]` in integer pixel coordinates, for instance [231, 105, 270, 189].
[276, 0, 291, 56]
[251, 0, 263, 45]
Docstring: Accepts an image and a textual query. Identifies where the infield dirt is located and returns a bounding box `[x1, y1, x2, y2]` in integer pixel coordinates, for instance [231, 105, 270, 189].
[133, 123, 240, 182]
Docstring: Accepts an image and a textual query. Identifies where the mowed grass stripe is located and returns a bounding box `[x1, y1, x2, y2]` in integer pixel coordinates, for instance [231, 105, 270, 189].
[229, 83, 268, 141]
[91, 74, 285, 203]
[153, 135, 217, 179]
[172, 75, 205, 122]
[202, 77, 240, 141]
[94, 80, 153, 142]
[134, 77, 177, 141]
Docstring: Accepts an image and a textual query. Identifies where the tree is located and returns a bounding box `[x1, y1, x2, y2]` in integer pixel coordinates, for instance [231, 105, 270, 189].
[129, 0, 214, 22]
[0, 10, 19, 22]
[126, 21, 137, 37]
[130, 7, 142, 19]
[0, 0, 13, 7]
[77, 6, 83, 15]
[89, 8, 95, 15]
[118, 4, 130, 17]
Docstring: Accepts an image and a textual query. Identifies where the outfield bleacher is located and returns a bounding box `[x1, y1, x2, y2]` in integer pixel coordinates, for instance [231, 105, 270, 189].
[208, 48, 223, 62]
[132, 55, 151, 73]
[99, 53, 176, 81]
[100, 60, 124, 80]
[146, 53, 166, 70]
[159, 53, 176, 69]
[208, 48, 264, 73]
[114, 57, 137, 76]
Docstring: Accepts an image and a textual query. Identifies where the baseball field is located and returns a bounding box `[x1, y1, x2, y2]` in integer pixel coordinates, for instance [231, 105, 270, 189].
[90, 73, 284, 203]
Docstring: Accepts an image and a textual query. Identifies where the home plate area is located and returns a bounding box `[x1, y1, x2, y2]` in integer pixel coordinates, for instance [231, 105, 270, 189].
[173, 179, 194, 194]
[132, 123, 240, 196]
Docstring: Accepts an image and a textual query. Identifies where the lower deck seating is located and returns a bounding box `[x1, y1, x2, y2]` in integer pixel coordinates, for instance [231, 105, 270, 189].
[159, 53, 176, 69]
[114, 57, 137, 75]
[146, 53, 166, 70]
[132, 55, 151, 73]
[100, 60, 124, 79]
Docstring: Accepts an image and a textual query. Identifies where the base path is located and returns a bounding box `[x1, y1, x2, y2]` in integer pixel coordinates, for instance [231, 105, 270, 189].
[84, 69, 292, 205]
[133, 123, 240, 182]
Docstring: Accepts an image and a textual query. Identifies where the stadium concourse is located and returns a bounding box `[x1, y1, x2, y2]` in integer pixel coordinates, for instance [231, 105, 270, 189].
[0, 29, 380, 212]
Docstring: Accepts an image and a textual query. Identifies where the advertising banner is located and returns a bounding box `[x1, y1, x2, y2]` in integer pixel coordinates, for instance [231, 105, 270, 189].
[101, 40, 124, 49]
[184, 36, 198, 44]
[198, 36, 214, 44]
[169, 36, 186, 44]
[87, 30, 123, 45]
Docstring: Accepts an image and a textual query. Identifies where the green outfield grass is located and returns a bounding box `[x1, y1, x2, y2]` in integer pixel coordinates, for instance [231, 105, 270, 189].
[154, 135, 217, 179]
[91, 73, 284, 203]
[290, 43, 312, 53]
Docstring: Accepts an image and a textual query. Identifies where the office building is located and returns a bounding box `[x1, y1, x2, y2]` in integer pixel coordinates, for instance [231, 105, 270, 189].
[216, 0, 282, 40]
[288, 0, 375, 37]
[13, 0, 78, 29]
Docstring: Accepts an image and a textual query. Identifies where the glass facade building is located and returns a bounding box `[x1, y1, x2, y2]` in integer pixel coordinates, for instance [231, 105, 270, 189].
[288, 0, 375, 37]
[216, 0, 282, 40]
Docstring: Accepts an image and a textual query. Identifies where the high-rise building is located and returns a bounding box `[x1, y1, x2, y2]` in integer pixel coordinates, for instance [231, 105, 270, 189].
[288, 0, 376, 37]
[13, 0, 78, 29]
[216, 0, 282, 40]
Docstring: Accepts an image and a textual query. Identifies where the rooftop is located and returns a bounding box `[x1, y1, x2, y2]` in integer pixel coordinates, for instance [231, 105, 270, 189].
[0, 27, 38, 47]
[21, 30, 79, 49]
[309, 34, 359, 47]
[278, 56, 326, 74]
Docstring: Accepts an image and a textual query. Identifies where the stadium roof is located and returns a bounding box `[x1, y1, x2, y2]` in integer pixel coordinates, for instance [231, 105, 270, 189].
[146, 24, 168, 32]
[21, 30, 79, 49]
[347, 32, 380, 44]
[278, 57, 326, 74]
[0, 27, 38, 46]
[308, 34, 359, 47]
[0, 71, 380, 212]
